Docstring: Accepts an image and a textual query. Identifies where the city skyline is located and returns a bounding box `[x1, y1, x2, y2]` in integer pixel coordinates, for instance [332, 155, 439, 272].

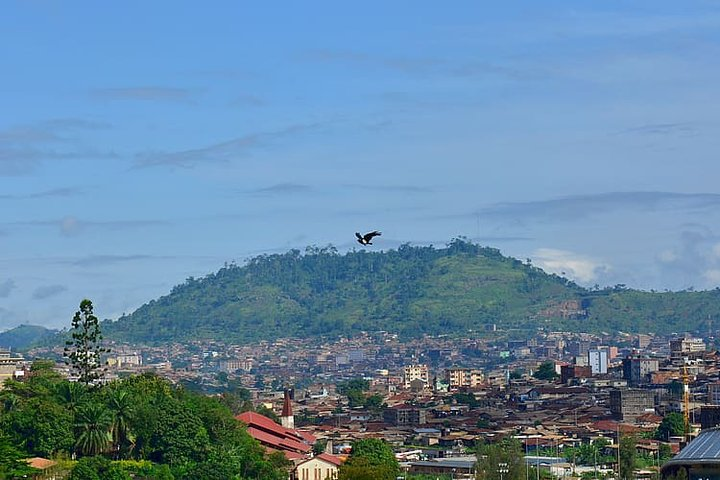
[2, 1, 720, 329]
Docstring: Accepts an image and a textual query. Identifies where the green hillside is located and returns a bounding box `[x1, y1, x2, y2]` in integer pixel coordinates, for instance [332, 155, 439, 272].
[0, 324, 58, 351]
[104, 239, 720, 344]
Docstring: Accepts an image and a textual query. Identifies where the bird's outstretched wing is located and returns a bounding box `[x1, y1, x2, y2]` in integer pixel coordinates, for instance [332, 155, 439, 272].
[355, 232, 363, 241]
[364, 231, 382, 241]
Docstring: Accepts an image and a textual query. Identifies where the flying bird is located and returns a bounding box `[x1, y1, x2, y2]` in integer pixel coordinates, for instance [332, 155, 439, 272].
[356, 231, 381, 246]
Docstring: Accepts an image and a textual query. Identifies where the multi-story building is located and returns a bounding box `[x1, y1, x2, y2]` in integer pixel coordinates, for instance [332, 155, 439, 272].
[383, 405, 427, 426]
[0, 349, 24, 388]
[588, 348, 608, 374]
[445, 367, 484, 389]
[403, 364, 429, 388]
[700, 405, 720, 429]
[708, 383, 720, 405]
[566, 341, 591, 357]
[610, 388, 656, 421]
[560, 364, 592, 384]
[635, 334, 652, 350]
[219, 359, 249, 373]
[115, 353, 142, 367]
[622, 357, 660, 385]
[670, 337, 706, 362]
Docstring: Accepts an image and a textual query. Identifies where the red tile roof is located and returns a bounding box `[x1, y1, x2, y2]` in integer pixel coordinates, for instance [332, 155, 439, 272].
[247, 427, 311, 453]
[236, 411, 312, 458]
[296, 430, 317, 444]
[315, 453, 344, 466]
[26, 458, 57, 469]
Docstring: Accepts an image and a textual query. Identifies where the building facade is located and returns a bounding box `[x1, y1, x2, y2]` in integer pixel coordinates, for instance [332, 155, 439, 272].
[404, 364, 429, 388]
[588, 349, 609, 375]
[622, 357, 660, 385]
[445, 367, 484, 389]
[609, 388, 656, 421]
[293, 453, 342, 480]
[383, 405, 427, 426]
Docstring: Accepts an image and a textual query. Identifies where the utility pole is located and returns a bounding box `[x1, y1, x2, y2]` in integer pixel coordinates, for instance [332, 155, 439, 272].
[617, 424, 621, 480]
[683, 363, 691, 441]
[594, 448, 598, 480]
[536, 436, 540, 480]
[525, 437, 530, 480]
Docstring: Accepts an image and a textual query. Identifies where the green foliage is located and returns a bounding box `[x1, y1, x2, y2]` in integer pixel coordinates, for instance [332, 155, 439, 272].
[74, 402, 112, 456]
[619, 435, 637, 480]
[656, 412, 686, 440]
[533, 361, 558, 380]
[564, 439, 613, 466]
[364, 393, 385, 412]
[68, 459, 101, 480]
[116, 460, 174, 480]
[338, 378, 373, 408]
[476, 439, 526, 480]
[337, 378, 370, 395]
[0, 369, 287, 480]
[100, 240, 720, 343]
[106, 387, 137, 458]
[340, 438, 400, 480]
[68, 457, 132, 480]
[140, 395, 210, 465]
[255, 404, 280, 423]
[64, 299, 109, 386]
[313, 439, 328, 455]
[0, 324, 57, 351]
[218, 391, 252, 415]
[450, 392, 479, 407]
[1, 395, 74, 457]
[659, 443, 673, 462]
[0, 432, 39, 479]
[668, 380, 684, 399]
[338, 457, 398, 480]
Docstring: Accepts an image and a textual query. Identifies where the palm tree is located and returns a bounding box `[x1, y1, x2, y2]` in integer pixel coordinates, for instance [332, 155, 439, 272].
[107, 388, 136, 458]
[56, 381, 87, 413]
[74, 402, 112, 456]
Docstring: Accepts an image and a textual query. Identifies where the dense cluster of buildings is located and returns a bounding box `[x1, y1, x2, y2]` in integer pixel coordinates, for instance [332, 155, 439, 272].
[6, 329, 720, 478]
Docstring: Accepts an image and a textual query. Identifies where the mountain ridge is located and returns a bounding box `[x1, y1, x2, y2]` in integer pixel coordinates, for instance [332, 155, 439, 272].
[102, 239, 720, 344]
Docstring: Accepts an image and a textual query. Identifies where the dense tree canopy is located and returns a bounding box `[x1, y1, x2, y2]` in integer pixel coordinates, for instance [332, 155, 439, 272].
[533, 362, 558, 381]
[99, 239, 720, 344]
[656, 412, 687, 440]
[619, 435, 637, 480]
[0, 365, 288, 480]
[476, 439, 526, 480]
[338, 438, 400, 480]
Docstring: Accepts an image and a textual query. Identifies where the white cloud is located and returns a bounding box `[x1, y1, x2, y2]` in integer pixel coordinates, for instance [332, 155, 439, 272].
[532, 248, 609, 284]
[658, 249, 678, 263]
[703, 269, 720, 284]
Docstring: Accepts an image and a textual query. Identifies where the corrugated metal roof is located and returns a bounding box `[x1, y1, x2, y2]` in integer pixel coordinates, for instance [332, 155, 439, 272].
[663, 428, 720, 468]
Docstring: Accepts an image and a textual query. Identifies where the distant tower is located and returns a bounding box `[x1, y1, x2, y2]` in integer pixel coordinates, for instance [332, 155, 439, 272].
[281, 389, 294, 430]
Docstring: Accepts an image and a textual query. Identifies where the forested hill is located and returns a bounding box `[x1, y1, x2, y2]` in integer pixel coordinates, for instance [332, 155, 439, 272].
[104, 239, 720, 344]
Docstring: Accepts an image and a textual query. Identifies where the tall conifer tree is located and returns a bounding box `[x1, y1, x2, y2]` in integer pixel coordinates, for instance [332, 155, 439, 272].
[64, 299, 109, 386]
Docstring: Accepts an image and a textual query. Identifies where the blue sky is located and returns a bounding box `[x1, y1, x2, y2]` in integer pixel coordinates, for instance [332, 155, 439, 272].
[2, 1, 720, 330]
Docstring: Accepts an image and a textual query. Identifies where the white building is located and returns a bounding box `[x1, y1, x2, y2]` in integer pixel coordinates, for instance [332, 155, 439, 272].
[588, 349, 608, 375]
